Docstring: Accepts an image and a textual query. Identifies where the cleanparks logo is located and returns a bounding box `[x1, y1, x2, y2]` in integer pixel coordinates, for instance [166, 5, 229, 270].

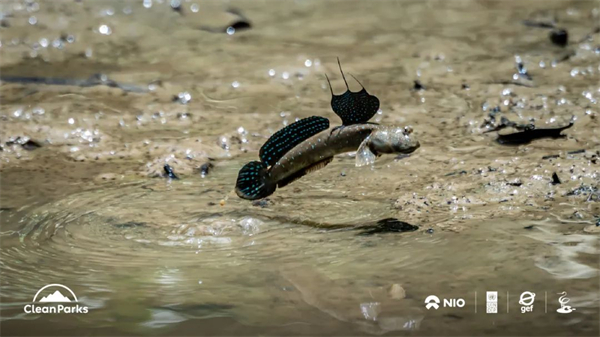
[24, 284, 89, 314]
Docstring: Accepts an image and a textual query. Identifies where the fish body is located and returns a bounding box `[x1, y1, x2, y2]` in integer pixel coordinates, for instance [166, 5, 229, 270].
[235, 123, 419, 200]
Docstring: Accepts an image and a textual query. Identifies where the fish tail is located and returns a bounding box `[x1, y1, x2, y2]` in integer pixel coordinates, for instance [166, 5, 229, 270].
[235, 161, 276, 200]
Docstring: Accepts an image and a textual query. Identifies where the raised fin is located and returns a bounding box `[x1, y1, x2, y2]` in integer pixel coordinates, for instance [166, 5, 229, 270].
[235, 161, 276, 200]
[337, 57, 350, 90]
[324, 74, 334, 95]
[355, 136, 377, 167]
[259, 116, 330, 167]
[349, 74, 365, 89]
[277, 156, 334, 188]
[327, 59, 380, 126]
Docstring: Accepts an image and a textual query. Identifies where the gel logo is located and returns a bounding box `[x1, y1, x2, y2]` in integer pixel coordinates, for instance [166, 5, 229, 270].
[424, 295, 465, 310]
[519, 291, 535, 313]
[24, 284, 89, 314]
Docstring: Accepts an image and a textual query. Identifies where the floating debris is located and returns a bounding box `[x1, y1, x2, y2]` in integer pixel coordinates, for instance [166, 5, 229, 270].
[566, 185, 599, 201]
[173, 92, 192, 104]
[163, 164, 179, 179]
[113, 221, 147, 229]
[199, 8, 252, 34]
[413, 80, 425, 91]
[522, 20, 556, 29]
[551, 172, 561, 185]
[197, 162, 213, 177]
[5, 137, 42, 150]
[549, 28, 568, 47]
[356, 218, 418, 236]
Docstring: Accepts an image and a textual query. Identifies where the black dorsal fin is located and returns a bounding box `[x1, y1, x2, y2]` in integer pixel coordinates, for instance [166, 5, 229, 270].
[337, 57, 350, 90]
[277, 156, 334, 188]
[259, 116, 330, 167]
[327, 59, 380, 126]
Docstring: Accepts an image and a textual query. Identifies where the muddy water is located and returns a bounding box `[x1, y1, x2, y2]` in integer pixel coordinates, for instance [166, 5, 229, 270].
[1, 0, 599, 335]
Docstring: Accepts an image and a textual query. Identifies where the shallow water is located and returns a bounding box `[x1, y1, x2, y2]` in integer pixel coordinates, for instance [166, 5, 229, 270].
[1, 0, 599, 335]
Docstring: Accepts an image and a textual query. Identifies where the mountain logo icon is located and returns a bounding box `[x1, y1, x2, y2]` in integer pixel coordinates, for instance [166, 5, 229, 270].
[32, 284, 78, 303]
[39, 290, 72, 303]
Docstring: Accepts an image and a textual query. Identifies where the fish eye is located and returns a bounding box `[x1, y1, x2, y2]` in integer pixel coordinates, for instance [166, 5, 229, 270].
[404, 126, 413, 135]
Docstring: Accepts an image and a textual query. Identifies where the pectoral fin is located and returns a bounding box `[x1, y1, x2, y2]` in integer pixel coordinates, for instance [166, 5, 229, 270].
[355, 137, 377, 167]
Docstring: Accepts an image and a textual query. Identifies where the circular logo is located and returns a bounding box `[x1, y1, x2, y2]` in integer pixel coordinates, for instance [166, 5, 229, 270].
[519, 291, 535, 306]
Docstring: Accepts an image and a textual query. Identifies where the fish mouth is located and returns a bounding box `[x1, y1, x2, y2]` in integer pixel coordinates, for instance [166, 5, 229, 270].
[399, 140, 420, 154]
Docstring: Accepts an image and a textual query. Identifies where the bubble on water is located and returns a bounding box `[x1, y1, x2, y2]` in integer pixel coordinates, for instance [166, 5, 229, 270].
[239, 216, 263, 236]
[176, 92, 191, 104]
[103, 7, 115, 16]
[66, 35, 75, 43]
[237, 126, 245, 134]
[282, 72, 289, 79]
[26, 2, 39, 12]
[13, 108, 23, 118]
[191, 3, 199, 12]
[502, 88, 512, 96]
[268, 69, 276, 77]
[481, 102, 489, 111]
[512, 73, 519, 80]
[99, 25, 112, 35]
[539, 60, 546, 68]
[28, 16, 37, 25]
[52, 38, 64, 49]
[304, 59, 312, 67]
[32, 107, 45, 115]
[143, 0, 153, 9]
[231, 81, 240, 88]
[70, 146, 79, 153]
[226, 26, 235, 35]
[570, 68, 579, 77]
[85, 48, 93, 58]
[170, 0, 181, 9]
[123, 6, 132, 14]
[198, 280, 203, 284]
[39, 38, 48, 48]
[29, 50, 37, 58]
[313, 58, 321, 66]
[68, 118, 75, 125]
[218, 136, 230, 150]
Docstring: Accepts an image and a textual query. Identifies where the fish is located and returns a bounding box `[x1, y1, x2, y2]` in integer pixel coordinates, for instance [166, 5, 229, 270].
[325, 58, 380, 126]
[235, 121, 420, 200]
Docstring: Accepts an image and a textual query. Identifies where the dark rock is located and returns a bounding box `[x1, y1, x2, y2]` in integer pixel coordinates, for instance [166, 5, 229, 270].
[356, 218, 419, 235]
[163, 164, 179, 179]
[549, 29, 568, 47]
[551, 172, 561, 185]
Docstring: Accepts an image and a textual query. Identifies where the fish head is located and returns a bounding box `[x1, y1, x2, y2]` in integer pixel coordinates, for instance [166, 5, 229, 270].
[369, 126, 420, 154]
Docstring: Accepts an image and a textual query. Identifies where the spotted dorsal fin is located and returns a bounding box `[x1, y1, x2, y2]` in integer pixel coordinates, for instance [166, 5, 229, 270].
[259, 116, 330, 167]
[326, 58, 380, 126]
